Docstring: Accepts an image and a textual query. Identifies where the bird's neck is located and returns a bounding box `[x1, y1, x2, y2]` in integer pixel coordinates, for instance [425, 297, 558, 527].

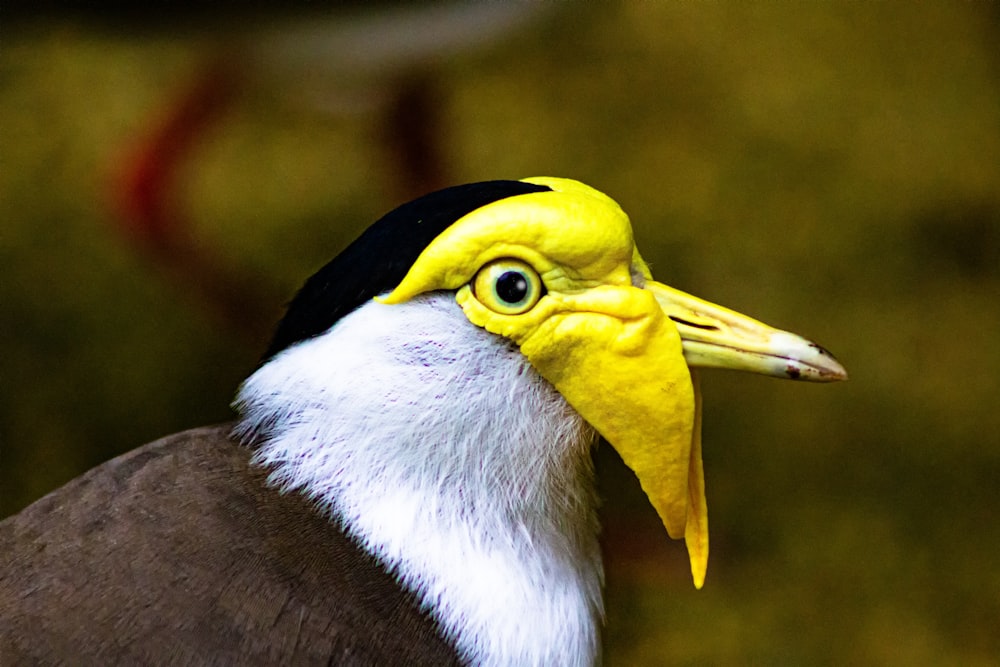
[235, 294, 603, 667]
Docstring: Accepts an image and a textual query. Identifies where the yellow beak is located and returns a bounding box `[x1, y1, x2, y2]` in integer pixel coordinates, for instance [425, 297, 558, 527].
[648, 281, 848, 382]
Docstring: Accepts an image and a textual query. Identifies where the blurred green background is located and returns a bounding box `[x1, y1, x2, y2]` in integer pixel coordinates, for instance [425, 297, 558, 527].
[3, 3, 999, 664]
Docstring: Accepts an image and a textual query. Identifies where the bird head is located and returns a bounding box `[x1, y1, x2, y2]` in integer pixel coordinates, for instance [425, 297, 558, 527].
[372, 176, 846, 588]
[254, 176, 846, 591]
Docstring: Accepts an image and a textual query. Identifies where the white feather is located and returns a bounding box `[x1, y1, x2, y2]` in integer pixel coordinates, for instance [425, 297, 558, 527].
[233, 293, 603, 667]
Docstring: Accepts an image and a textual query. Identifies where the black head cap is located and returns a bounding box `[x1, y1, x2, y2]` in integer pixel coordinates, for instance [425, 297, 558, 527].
[263, 180, 552, 360]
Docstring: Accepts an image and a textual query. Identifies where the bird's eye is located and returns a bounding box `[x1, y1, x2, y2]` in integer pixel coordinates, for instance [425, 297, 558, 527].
[472, 259, 544, 315]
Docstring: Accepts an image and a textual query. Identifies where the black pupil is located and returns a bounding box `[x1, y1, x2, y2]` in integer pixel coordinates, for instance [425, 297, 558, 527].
[495, 271, 529, 304]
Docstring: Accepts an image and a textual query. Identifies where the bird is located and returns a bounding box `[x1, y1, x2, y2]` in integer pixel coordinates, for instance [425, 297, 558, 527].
[0, 177, 847, 666]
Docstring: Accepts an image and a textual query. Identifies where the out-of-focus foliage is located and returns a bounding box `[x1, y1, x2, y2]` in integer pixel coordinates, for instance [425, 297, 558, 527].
[2, 3, 998, 664]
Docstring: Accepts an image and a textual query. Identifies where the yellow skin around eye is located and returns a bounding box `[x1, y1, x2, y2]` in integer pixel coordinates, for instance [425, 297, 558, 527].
[380, 177, 710, 588]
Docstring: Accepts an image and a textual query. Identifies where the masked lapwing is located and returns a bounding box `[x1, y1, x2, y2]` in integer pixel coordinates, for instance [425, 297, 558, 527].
[0, 177, 846, 666]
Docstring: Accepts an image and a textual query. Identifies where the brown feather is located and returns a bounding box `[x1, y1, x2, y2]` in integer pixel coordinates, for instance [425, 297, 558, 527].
[0, 425, 462, 665]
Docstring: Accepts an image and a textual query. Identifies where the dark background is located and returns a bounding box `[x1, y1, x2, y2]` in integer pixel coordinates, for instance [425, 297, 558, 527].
[3, 3, 998, 664]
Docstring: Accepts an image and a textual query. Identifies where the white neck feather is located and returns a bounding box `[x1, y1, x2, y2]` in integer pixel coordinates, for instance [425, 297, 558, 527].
[234, 293, 603, 666]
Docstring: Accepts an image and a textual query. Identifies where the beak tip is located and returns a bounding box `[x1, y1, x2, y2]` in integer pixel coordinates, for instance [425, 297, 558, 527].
[808, 344, 849, 382]
[771, 332, 848, 383]
[785, 357, 848, 383]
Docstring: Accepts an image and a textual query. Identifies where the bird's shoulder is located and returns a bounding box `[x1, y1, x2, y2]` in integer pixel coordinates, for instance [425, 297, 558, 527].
[0, 425, 461, 666]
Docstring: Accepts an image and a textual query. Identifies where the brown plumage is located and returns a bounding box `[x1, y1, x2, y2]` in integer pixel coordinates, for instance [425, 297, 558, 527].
[0, 426, 461, 665]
